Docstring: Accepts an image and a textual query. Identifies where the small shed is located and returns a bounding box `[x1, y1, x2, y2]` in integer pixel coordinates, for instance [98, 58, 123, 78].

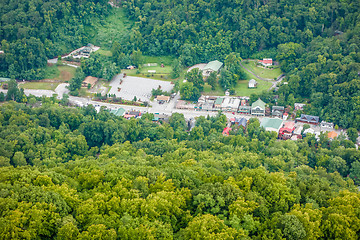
[248, 79, 257, 88]
[82, 76, 98, 88]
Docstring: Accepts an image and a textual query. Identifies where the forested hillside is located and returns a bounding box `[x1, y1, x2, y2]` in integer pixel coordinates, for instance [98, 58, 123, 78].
[119, 0, 360, 130]
[0, 0, 110, 79]
[0, 102, 360, 239]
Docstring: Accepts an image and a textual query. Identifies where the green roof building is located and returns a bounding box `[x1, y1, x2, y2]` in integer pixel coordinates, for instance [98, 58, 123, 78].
[251, 98, 266, 116]
[260, 117, 284, 133]
[203, 60, 223, 76]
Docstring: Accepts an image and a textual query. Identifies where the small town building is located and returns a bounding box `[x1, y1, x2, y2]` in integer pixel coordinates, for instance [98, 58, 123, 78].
[110, 108, 126, 117]
[296, 114, 320, 125]
[293, 126, 303, 139]
[283, 112, 289, 120]
[294, 103, 306, 111]
[222, 127, 232, 136]
[203, 60, 223, 76]
[258, 58, 273, 67]
[320, 121, 334, 129]
[82, 76, 98, 88]
[260, 117, 284, 133]
[202, 102, 214, 111]
[272, 106, 285, 118]
[221, 98, 240, 112]
[238, 105, 251, 114]
[248, 79, 257, 88]
[236, 118, 248, 129]
[279, 122, 295, 139]
[251, 98, 266, 116]
[156, 95, 170, 103]
[328, 131, 338, 140]
[214, 97, 223, 109]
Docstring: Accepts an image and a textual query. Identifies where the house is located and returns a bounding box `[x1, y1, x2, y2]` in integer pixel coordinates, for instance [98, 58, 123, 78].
[82, 76, 98, 88]
[320, 121, 334, 129]
[248, 79, 257, 88]
[221, 98, 240, 112]
[236, 118, 248, 129]
[214, 97, 223, 109]
[260, 117, 284, 134]
[283, 112, 289, 120]
[296, 114, 320, 125]
[279, 122, 295, 139]
[303, 128, 321, 141]
[0, 50, 4, 54]
[156, 95, 170, 103]
[251, 98, 266, 116]
[222, 127, 232, 136]
[328, 131, 338, 140]
[272, 106, 285, 118]
[293, 126, 303, 139]
[294, 103, 306, 111]
[203, 60, 223, 77]
[258, 58, 273, 67]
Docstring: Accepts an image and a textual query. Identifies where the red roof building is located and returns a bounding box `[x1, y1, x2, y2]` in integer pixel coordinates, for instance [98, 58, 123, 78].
[222, 127, 232, 136]
[279, 122, 295, 139]
[258, 58, 273, 66]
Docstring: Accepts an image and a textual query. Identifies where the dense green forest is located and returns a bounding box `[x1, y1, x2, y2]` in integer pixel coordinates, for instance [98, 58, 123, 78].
[0, 102, 359, 239]
[0, 0, 110, 79]
[118, 0, 360, 129]
[1, 0, 360, 129]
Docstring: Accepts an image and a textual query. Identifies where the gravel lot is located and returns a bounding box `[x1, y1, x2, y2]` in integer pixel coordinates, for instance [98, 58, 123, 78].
[108, 74, 174, 102]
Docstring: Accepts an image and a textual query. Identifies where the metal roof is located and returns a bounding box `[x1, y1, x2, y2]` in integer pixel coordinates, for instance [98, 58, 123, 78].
[203, 60, 223, 72]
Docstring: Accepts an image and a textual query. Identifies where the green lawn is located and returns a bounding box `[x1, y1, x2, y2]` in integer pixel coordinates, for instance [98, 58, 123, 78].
[234, 79, 272, 96]
[20, 82, 59, 91]
[96, 49, 112, 57]
[142, 55, 175, 66]
[242, 61, 282, 80]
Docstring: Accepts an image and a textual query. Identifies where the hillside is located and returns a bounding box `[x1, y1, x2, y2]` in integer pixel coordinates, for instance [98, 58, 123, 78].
[0, 102, 359, 239]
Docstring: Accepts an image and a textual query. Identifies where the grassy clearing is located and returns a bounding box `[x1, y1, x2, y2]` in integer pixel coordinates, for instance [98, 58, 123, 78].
[121, 56, 176, 81]
[242, 61, 282, 80]
[89, 8, 134, 49]
[234, 80, 272, 96]
[96, 49, 112, 57]
[43, 65, 76, 82]
[142, 55, 175, 66]
[21, 82, 59, 91]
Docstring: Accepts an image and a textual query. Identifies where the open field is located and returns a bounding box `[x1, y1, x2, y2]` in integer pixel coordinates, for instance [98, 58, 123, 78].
[234, 79, 272, 96]
[242, 61, 282, 79]
[202, 67, 272, 96]
[20, 82, 59, 91]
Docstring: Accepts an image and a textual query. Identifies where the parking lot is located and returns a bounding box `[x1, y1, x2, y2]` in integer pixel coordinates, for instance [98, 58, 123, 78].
[108, 74, 174, 102]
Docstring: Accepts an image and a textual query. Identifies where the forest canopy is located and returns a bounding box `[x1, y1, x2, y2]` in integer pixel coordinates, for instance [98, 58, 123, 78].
[0, 102, 359, 239]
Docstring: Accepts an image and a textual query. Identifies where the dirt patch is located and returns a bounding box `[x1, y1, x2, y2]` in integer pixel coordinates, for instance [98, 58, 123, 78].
[60, 71, 72, 81]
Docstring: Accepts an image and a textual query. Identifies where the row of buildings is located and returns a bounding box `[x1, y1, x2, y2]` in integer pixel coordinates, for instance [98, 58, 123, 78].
[177, 97, 289, 119]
